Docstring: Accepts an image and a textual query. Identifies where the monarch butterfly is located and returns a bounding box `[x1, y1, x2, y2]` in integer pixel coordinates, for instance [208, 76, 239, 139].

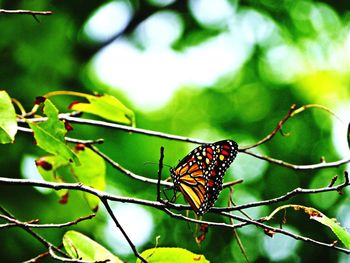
[170, 140, 238, 215]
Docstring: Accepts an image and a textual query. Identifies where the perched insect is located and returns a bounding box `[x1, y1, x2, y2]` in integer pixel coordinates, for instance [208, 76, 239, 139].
[170, 140, 238, 215]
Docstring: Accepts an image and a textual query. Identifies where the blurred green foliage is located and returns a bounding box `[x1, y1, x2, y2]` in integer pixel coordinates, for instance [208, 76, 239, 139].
[1, 0, 350, 262]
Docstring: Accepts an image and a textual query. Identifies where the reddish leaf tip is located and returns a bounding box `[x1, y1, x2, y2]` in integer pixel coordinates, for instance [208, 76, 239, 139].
[264, 228, 275, 237]
[34, 96, 46, 105]
[75, 144, 85, 151]
[68, 101, 80, 109]
[64, 121, 74, 131]
[92, 205, 99, 213]
[35, 159, 53, 171]
[200, 223, 208, 232]
[195, 234, 206, 244]
[59, 193, 69, 204]
[93, 92, 103, 97]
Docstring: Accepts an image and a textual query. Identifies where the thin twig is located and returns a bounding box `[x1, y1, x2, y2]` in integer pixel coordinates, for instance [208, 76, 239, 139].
[228, 188, 250, 263]
[0, 214, 95, 229]
[243, 150, 350, 170]
[0, 177, 165, 208]
[241, 104, 296, 150]
[48, 246, 104, 263]
[0, 9, 53, 15]
[165, 207, 350, 254]
[1, 175, 349, 217]
[101, 199, 147, 263]
[88, 143, 242, 189]
[214, 171, 350, 212]
[163, 207, 248, 229]
[1, 177, 350, 255]
[157, 147, 165, 201]
[220, 211, 350, 254]
[0, 180, 146, 262]
[22, 114, 350, 171]
[26, 115, 206, 144]
[88, 144, 172, 187]
[291, 104, 344, 123]
[23, 250, 50, 263]
[0, 206, 69, 259]
[17, 126, 104, 145]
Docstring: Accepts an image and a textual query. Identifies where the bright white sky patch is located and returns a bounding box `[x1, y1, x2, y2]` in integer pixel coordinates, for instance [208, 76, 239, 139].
[103, 203, 154, 255]
[135, 11, 183, 48]
[93, 31, 251, 109]
[189, 0, 236, 27]
[84, 1, 133, 42]
[262, 225, 300, 261]
[86, 1, 281, 110]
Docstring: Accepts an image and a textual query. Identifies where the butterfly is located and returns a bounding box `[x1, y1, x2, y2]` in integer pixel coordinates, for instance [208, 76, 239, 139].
[170, 140, 238, 215]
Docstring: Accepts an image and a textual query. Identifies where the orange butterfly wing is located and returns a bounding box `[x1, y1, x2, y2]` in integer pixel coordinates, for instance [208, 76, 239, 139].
[171, 140, 238, 215]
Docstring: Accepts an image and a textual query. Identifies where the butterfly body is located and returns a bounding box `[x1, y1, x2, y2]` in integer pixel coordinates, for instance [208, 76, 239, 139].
[170, 140, 238, 215]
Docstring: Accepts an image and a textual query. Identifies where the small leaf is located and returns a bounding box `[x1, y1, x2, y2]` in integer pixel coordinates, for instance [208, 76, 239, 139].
[27, 99, 78, 163]
[69, 93, 135, 126]
[36, 155, 71, 201]
[310, 210, 350, 248]
[265, 204, 350, 248]
[71, 146, 106, 211]
[138, 247, 209, 263]
[63, 230, 122, 263]
[0, 90, 17, 144]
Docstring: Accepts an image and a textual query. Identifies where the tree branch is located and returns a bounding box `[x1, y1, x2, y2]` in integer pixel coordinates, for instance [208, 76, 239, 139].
[213, 171, 350, 212]
[21, 112, 350, 171]
[157, 146, 165, 201]
[88, 144, 172, 187]
[101, 199, 147, 263]
[0, 206, 70, 260]
[18, 124, 244, 191]
[48, 246, 103, 263]
[0, 9, 53, 15]
[0, 214, 95, 229]
[241, 104, 296, 150]
[23, 115, 206, 144]
[219, 211, 350, 254]
[17, 126, 104, 145]
[1, 177, 350, 256]
[243, 150, 350, 170]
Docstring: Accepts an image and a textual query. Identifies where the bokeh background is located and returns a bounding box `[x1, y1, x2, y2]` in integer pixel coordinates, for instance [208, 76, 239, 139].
[1, 0, 350, 262]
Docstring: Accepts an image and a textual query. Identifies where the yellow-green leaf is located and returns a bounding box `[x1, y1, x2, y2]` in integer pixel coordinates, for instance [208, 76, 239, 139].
[138, 247, 209, 263]
[69, 93, 135, 126]
[71, 145, 106, 211]
[0, 90, 17, 144]
[27, 99, 78, 163]
[265, 204, 350, 248]
[310, 210, 350, 248]
[63, 230, 122, 263]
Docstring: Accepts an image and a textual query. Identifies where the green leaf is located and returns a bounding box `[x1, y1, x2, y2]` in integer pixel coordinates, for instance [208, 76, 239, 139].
[71, 145, 106, 211]
[27, 99, 78, 163]
[0, 90, 17, 144]
[138, 248, 210, 263]
[310, 210, 350, 248]
[265, 204, 350, 248]
[35, 155, 71, 201]
[69, 93, 135, 126]
[63, 230, 122, 263]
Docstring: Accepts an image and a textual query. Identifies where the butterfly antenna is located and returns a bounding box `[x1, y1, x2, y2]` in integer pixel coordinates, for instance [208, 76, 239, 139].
[144, 161, 172, 169]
